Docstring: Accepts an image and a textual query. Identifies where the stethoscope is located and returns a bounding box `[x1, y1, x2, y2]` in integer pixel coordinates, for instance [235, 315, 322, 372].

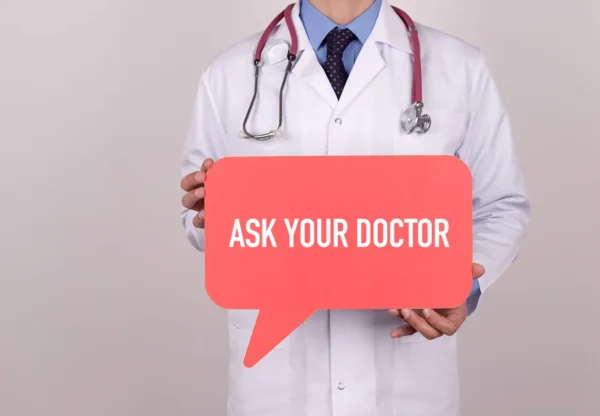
[240, 3, 431, 141]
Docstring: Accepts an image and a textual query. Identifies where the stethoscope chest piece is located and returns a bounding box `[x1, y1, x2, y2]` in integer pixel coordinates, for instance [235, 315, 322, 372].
[400, 102, 431, 135]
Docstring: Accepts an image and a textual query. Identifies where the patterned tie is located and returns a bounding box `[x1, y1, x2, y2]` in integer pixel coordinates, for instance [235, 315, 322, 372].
[323, 28, 356, 99]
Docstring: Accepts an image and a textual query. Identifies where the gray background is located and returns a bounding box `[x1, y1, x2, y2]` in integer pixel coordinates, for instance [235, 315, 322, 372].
[1, 0, 599, 415]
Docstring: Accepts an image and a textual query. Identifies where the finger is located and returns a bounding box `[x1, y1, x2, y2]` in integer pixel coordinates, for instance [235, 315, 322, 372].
[421, 308, 464, 336]
[181, 170, 207, 192]
[192, 210, 205, 228]
[391, 324, 417, 338]
[391, 308, 427, 319]
[182, 187, 206, 210]
[399, 309, 442, 340]
[201, 158, 215, 173]
[472, 263, 485, 279]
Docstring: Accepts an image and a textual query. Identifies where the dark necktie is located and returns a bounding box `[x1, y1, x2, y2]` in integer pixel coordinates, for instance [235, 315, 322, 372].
[323, 28, 356, 99]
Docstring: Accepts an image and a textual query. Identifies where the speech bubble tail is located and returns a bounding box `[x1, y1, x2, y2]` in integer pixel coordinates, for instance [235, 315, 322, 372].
[243, 307, 314, 368]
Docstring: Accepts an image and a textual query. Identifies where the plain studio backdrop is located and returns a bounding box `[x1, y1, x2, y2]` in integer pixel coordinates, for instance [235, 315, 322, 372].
[1, 0, 599, 415]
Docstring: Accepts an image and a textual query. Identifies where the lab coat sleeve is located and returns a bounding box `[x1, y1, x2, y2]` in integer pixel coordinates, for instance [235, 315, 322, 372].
[180, 73, 228, 252]
[456, 52, 531, 295]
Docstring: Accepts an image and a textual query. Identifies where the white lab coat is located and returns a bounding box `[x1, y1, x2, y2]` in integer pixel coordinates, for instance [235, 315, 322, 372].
[180, 1, 530, 415]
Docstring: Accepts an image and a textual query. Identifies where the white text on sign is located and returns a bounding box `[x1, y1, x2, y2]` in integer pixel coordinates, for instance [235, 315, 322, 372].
[228, 218, 450, 249]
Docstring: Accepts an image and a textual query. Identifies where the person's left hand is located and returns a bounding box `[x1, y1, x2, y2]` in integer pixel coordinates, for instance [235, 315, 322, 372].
[388, 263, 485, 340]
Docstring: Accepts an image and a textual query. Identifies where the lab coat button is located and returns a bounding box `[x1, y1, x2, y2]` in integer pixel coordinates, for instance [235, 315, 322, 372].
[337, 382, 345, 390]
[334, 118, 342, 125]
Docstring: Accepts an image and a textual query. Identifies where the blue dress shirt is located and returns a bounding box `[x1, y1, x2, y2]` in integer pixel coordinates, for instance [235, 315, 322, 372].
[298, 0, 481, 314]
[299, 0, 381, 74]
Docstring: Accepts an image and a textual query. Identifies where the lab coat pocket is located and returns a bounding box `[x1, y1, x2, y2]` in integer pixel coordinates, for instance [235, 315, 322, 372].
[228, 309, 290, 350]
[227, 321, 295, 416]
[393, 109, 467, 156]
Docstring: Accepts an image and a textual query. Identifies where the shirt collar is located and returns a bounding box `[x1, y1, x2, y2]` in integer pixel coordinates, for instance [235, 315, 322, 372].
[299, 0, 382, 49]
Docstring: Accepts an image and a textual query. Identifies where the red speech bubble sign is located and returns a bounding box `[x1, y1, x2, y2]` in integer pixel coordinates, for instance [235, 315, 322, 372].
[204, 156, 472, 368]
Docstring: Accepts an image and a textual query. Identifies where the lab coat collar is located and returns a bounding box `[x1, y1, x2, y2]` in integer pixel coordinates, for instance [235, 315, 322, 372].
[261, 0, 415, 109]
[369, 0, 414, 55]
[263, 0, 414, 61]
[261, 2, 312, 64]
[300, 0, 383, 49]
[263, 2, 339, 106]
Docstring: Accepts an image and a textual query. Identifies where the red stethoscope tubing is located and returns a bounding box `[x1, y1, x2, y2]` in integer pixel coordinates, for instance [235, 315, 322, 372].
[252, 3, 422, 104]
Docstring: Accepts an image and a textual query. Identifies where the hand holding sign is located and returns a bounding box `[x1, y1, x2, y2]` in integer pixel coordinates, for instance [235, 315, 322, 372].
[204, 156, 474, 368]
[180, 158, 214, 229]
[389, 263, 485, 339]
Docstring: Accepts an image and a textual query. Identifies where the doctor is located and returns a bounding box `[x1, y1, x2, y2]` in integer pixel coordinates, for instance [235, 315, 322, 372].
[180, 0, 530, 415]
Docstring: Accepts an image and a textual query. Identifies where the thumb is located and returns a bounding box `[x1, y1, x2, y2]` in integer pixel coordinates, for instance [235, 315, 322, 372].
[201, 158, 215, 173]
[472, 263, 485, 279]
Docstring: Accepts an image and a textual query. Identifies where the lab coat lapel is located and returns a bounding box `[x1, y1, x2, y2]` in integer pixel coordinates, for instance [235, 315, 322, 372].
[269, 2, 339, 109]
[291, 50, 339, 109]
[334, 39, 385, 114]
[335, 1, 414, 114]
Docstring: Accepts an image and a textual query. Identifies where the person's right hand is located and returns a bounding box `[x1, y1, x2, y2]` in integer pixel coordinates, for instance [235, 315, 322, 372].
[181, 158, 214, 229]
